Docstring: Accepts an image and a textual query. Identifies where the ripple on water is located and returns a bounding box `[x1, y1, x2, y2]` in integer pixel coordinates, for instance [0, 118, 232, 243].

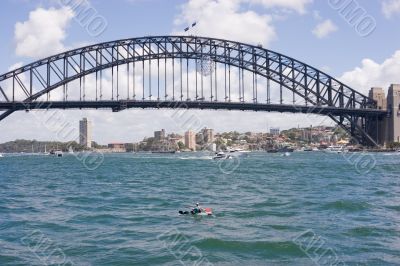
[320, 200, 372, 212]
[194, 238, 306, 259]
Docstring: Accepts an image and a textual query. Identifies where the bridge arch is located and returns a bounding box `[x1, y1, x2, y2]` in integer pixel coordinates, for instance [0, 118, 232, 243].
[0, 36, 386, 146]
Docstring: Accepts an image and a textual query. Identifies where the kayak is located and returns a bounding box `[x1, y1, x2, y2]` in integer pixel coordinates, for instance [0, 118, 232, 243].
[179, 208, 213, 216]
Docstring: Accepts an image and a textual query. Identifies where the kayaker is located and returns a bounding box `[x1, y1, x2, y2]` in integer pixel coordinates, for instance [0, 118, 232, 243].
[192, 202, 202, 214]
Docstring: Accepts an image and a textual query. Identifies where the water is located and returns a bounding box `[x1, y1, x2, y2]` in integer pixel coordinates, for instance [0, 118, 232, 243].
[0, 152, 399, 265]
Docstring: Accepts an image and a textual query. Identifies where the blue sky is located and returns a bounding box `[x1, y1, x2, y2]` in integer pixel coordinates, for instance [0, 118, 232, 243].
[0, 0, 400, 143]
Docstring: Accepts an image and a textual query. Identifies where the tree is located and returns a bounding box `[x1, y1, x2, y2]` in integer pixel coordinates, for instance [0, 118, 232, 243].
[387, 142, 400, 150]
[177, 141, 185, 150]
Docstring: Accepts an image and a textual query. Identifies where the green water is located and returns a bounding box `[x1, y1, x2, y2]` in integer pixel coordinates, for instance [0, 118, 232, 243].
[0, 152, 399, 265]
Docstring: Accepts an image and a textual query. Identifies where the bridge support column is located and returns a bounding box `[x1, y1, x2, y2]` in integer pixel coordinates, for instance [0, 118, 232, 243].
[386, 84, 400, 144]
[367, 87, 387, 146]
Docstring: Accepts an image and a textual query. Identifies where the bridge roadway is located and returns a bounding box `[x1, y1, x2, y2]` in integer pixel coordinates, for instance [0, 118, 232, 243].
[0, 100, 388, 117]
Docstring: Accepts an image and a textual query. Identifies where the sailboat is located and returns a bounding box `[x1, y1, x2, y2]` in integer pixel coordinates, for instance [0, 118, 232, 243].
[43, 144, 50, 156]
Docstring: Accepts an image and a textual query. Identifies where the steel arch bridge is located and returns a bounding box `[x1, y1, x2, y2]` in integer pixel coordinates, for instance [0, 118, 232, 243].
[0, 36, 387, 146]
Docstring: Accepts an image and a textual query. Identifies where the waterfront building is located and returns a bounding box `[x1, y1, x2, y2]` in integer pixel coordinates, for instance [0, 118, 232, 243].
[202, 128, 214, 143]
[185, 130, 196, 151]
[154, 129, 166, 141]
[107, 143, 126, 153]
[79, 118, 92, 148]
[270, 128, 280, 136]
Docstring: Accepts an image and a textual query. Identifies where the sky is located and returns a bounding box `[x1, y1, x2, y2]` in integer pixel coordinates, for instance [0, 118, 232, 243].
[0, 0, 400, 144]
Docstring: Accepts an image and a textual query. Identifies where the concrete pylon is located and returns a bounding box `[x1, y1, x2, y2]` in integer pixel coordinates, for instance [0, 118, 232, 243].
[368, 87, 387, 145]
[387, 84, 400, 143]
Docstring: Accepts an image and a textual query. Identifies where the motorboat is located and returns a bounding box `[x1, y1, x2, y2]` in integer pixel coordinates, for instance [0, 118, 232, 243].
[278, 146, 295, 153]
[227, 148, 250, 157]
[50, 150, 64, 157]
[212, 152, 232, 160]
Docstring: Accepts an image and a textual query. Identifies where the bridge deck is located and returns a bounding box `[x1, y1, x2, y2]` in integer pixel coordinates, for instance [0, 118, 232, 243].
[0, 101, 388, 117]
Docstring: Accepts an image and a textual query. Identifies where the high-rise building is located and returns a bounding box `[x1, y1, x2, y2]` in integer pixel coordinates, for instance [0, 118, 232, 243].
[185, 130, 196, 151]
[79, 118, 92, 148]
[154, 129, 166, 141]
[202, 128, 214, 143]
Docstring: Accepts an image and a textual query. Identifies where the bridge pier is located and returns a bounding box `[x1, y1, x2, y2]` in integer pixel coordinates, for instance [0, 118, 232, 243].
[367, 84, 400, 146]
[367, 87, 387, 146]
[387, 84, 400, 143]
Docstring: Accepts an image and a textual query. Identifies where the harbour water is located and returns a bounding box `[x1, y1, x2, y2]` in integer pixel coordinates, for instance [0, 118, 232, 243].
[0, 152, 399, 265]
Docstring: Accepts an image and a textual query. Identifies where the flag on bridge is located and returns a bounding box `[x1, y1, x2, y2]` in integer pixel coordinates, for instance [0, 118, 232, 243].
[184, 22, 197, 33]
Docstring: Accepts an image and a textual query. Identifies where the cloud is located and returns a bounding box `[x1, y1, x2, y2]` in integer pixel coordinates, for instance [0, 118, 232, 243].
[14, 7, 74, 59]
[173, 0, 276, 47]
[312, 19, 338, 39]
[247, 0, 313, 14]
[339, 50, 400, 94]
[382, 0, 400, 18]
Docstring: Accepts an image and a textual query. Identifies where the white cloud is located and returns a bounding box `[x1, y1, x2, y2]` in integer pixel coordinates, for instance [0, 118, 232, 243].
[14, 7, 74, 59]
[339, 50, 400, 94]
[247, 0, 313, 14]
[382, 0, 400, 18]
[174, 0, 276, 47]
[312, 19, 337, 39]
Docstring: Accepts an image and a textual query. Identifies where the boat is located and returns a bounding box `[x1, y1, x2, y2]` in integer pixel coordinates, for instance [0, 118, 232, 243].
[50, 150, 63, 157]
[68, 147, 74, 154]
[0, 154, 3, 158]
[278, 146, 295, 153]
[212, 152, 232, 160]
[281, 152, 291, 157]
[151, 150, 176, 154]
[43, 144, 50, 156]
[179, 208, 213, 216]
[325, 145, 347, 154]
[227, 148, 250, 157]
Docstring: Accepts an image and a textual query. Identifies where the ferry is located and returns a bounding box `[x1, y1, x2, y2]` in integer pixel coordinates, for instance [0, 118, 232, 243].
[325, 145, 347, 154]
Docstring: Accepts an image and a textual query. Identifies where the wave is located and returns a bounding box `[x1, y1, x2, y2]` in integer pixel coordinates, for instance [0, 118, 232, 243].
[345, 226, 393, 237]
[194, 238, 305, 257]
[179, 156, 213, 160]
[322, 200, 371, 212]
